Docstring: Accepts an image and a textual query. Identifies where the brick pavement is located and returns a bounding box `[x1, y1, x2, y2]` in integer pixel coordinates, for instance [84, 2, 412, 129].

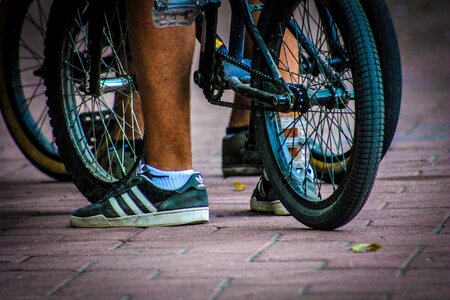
[1, 0, 449, 299]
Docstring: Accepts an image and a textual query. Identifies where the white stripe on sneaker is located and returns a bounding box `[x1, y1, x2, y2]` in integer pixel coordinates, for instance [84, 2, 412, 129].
[258, 179, 266, 197]
[121, 193, 144, 215]
[131, 186, 157, 213]
[109, 197, 127, 217]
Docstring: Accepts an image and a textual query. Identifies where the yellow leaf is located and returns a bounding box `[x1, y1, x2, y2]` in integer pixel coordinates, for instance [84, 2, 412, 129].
[234, 181, 246, 191]
[351, 243, 382, 253]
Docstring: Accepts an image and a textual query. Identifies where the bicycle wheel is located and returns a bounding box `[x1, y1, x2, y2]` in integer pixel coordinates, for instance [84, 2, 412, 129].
[253, 0, 384, 229]
[310, 0, 402, 180]
[0, 0, 69, 180]
[45, 0, 143, 201]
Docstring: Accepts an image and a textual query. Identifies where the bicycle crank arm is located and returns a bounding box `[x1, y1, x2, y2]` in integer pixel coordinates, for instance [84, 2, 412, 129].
[227, 77, 292, 111]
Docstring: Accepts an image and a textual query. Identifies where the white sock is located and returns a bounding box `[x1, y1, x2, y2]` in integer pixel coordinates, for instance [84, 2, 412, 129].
[139, 163, 195, 190]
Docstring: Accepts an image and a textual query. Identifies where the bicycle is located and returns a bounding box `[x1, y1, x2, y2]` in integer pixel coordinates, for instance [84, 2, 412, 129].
[0, 0, 70, 180]
[44, 0, 401, 229]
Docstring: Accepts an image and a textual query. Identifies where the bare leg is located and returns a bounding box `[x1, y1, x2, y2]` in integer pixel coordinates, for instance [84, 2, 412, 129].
[71, 1, 209, 228]
[221, 2, 261, 177]
[126, 0, 195, 171]
[227, 8, 257, 128]
[229, 15, 299, 134]
[228, 95, 251, 127]
[227, 0, 263, 128]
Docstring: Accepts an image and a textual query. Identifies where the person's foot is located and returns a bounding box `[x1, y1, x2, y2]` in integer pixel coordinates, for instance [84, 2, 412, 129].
[97, 140, 144, 178]
[297, 166, 320, 201]
[250, 167, 318, 215]
[250, 170, 289, 216]
[70, 170, 209, 227]
[222, 126, 263, 177]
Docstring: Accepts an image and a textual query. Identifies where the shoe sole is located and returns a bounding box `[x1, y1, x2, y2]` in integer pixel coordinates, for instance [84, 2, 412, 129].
[250, 197, 290, 216]
[270, 200, 290, 216]
[250, 196, 273, 213]
[70, 207, 209, 228]
[222, 165, 263, 177]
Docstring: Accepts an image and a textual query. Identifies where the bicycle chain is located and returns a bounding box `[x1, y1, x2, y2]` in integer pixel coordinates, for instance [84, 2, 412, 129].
[204, 50, 276, 111]
[216, 49, 275, 84]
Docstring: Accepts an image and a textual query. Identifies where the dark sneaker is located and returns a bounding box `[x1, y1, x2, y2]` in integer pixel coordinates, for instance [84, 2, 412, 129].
[298, 166, 320, 201]
[70, 171, 209, 227]
[250, 167, 319, 215]
[250, 171, 289, 216]
[222, 126, 263, 177]
[97, 140, 144, 178]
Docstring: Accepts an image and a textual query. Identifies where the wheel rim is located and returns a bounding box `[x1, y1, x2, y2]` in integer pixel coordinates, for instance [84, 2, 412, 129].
[61, 1, 143, 183]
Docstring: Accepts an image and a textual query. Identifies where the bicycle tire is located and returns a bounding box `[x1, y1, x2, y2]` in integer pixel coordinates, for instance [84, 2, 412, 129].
[310, 0, 402, 180]
[361, 0, 402, 158]
[253, 0, 384, 229]
[0, 0, 69, 180]
[45, 0, 143, 201]
[213, 1, 399, 184]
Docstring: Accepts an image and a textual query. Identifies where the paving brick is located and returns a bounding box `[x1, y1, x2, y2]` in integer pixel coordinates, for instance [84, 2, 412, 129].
[0, 240, 121, 256]
[307, 282, 448, 299]
[10, 215, 72, 229]
[2, 227, 139, 242]
[392, 289, 450, 300]
[0, 256, 92, 272]
[0, 270, 74, 299]
[325, 246, 419, 269]
[131, 224, 276, 242]
[156, 261, 324, 281]
[383, 197, 450, 209]
[409, 246, 450, 269]
[207, 208, 307, 230]
[115, 239, 270, 257]
[0, 216, 26, 230]
[219, 282, 301, 300]
[91, 253, 248, 271]
[255, 240, 423, 271]
[0, 233, 60, 245]
[365, 209, 446, 228]
[294, 294, 388, 300]
[0, 255, 29, 264]
[57, 272, 219, 300]
[282, 226, 448, 248]
[439, 226, 450, 235]
[232, 269, 396, 287]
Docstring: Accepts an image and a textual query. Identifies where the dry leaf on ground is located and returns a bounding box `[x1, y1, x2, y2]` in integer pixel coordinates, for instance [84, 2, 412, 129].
[351, 243, 382, 253]
[234, 181, 246, 191]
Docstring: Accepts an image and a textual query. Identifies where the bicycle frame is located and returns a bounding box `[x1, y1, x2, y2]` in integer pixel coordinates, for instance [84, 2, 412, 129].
[194, 0, 351, 113]
[84, 0, 350, 114]
[195, 0, 294, 112]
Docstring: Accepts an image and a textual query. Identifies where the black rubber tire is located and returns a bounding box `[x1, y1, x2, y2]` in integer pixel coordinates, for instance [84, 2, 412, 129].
[309, 0, 402, 180]
[45, 0, 143, 201]
[253, 0, 384, 230]
[361, 0, 402, 159]
[0, 0, 69, 180]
